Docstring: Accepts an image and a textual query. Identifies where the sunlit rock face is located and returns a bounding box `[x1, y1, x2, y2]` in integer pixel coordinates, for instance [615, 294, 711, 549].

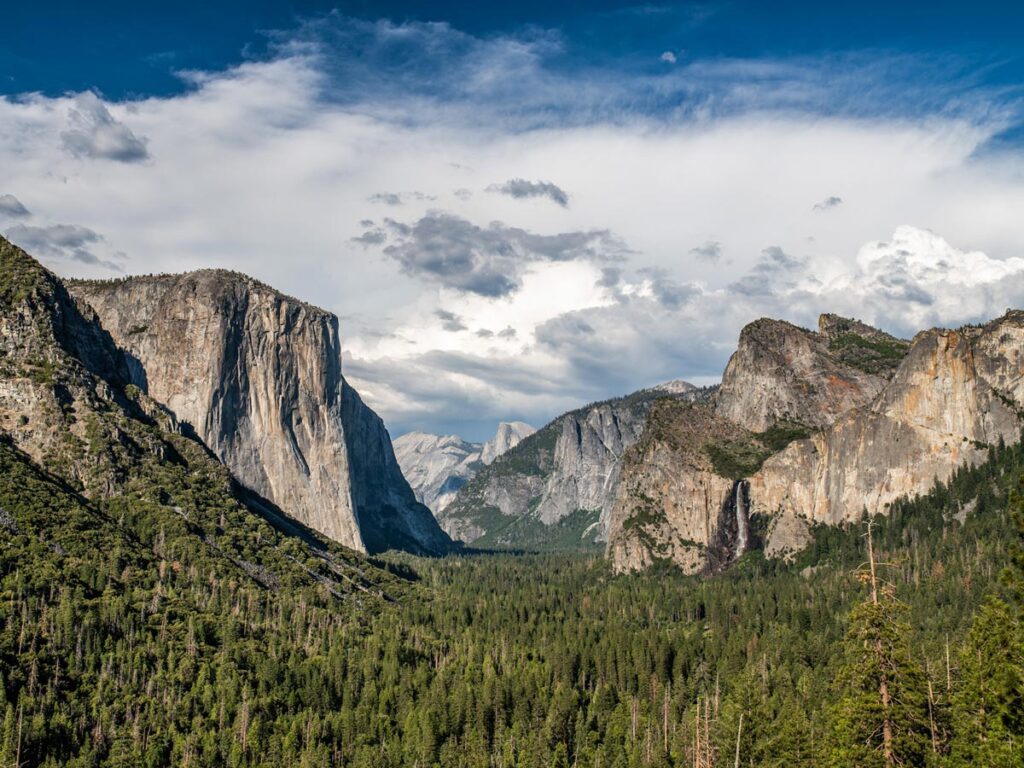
[69, 270, 450, 555]
[751, 313, 1024, 557]
[394, 422, 535, 515]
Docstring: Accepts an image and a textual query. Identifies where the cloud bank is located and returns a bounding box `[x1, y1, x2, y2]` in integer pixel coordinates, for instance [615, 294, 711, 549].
[0, 14, 1023, 438]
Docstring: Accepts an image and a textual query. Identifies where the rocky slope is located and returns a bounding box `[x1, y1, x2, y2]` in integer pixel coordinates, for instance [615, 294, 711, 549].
[479, 421, 535, 464]
[608, 315, 911, 573]
[714, 315, 907, 431]
[609, 310, 1024, 575]
[68, 270, 449, 555]
[0, 235, 404, 598]
[393, 421, 534, 513]
[439, 382, 706, 549]
[750, 312, 1024, 557]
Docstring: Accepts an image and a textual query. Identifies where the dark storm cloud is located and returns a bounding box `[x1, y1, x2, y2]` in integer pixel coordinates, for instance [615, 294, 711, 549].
[597, 267, 622, 287]
[61, 92, 149, 163]
[0, 194, 30, 217]
[638, 268, 700, 309]
[5, 223, 122, 270]
[487, 178, 570, 207]
[381, 212, 628, 297]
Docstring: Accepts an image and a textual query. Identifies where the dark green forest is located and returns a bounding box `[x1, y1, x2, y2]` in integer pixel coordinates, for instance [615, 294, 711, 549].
[2, 431, 1024, 766]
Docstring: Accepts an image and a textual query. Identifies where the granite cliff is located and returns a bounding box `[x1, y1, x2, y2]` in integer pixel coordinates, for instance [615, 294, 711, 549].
[439, 382, 706, 549]
[750, 312, 1024, 557]
[393, 421, 534, 513]
[608, 314, 911, 573]
[608, 310, 1024, 575]
[68, 270, 449, 555]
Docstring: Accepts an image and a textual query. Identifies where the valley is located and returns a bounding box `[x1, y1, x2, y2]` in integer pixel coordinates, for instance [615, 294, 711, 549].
[1, 235, 1022, 766]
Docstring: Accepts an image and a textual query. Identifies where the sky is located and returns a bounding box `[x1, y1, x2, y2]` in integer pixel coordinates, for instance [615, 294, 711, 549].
[2, 2, 1024, 441]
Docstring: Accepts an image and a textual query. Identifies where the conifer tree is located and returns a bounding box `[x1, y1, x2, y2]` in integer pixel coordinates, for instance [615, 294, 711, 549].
[947, 598, 1023, 766]
[825, 522, 931, 768]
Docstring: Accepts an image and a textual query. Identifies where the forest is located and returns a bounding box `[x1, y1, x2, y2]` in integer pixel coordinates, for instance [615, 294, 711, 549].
[1, 433, 1023, 767]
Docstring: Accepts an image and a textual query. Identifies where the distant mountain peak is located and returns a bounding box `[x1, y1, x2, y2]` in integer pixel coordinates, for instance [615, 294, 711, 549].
[394, 421, 535, 513]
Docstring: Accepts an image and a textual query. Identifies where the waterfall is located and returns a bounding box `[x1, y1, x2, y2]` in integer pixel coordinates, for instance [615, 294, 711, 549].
[733, 480, 750, 560]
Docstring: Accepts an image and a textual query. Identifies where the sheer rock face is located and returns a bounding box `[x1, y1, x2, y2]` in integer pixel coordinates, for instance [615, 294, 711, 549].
[393, 432, 482, 513]
[440, 387, 704, 548]
[607, 402, 745, 574]
[479, 421, 535, 465]
[68, 271, 449, 555]
[534, 404, 645, 528]
[750, 313, 1024, 557]
[394, 422, 534, 514]
[608, 314, 911, 574]
[714, 317, 900, 431]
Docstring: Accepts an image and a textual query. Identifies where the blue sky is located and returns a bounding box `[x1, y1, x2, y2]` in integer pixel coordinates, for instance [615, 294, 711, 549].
[2, 2, 1024, 440]
[4, 2, 1023, 103]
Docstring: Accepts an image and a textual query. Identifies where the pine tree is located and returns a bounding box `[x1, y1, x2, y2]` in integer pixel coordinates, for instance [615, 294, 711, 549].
[825, 522, 931, 768]
[947, 598, 1023, 766]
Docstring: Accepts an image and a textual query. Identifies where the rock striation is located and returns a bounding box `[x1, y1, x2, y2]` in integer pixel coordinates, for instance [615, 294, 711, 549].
[68, 270, 449, 555]
[440, 383, 707, 549]
[479, 421, 535, 465]
[608, 314, 913, 574]
[608, 310, 1024, 575]
[394, 421, 534, 514]
[750, 312, 1024, 557]
[714, 316, 904, 431]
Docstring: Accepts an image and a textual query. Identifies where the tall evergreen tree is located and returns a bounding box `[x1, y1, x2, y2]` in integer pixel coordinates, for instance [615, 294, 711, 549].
[947, 598, 1023, 766]
[826, 523, 931, 767]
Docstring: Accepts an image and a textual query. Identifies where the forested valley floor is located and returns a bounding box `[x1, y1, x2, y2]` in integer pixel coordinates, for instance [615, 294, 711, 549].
[2, 436, 1023, 767]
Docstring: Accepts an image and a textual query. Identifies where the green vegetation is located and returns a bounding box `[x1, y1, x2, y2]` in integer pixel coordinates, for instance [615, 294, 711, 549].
[4, 428, 1024, 766]
[0, 238, 51, 306]
[829, 331, 911, 374]
[704, 419, 813, 479]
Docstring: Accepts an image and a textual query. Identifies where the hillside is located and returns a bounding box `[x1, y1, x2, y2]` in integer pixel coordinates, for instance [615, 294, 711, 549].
[67, 266, 449, 555]
[439, 382, 710, 550]
[393, 421, 534, 513]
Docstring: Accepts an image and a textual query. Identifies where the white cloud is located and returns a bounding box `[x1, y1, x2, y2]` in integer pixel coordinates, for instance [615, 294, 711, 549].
[660, 51, 677, 64]
[1, 18, 1023, 438]
[61, 92, 150, 162]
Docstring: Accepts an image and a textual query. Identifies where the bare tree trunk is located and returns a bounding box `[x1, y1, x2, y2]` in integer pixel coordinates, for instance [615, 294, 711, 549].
[733, 712, 743, 768]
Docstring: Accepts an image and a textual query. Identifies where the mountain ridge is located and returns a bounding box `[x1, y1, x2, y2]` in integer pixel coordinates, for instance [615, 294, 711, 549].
[58, 250, 449, 555]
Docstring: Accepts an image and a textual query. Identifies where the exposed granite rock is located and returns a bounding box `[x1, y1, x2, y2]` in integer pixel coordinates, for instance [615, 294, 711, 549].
[1, 237, 185, 496]
[607, 401, 749, 574]
[479, 421, 535, 465]
[440, 384, 708, 549]
[68, 270, 449, 555]
[394, 421, 534, 514]
[393, 431, 482, 512]
[608, 314, 912, 574]
[714, 317, 904, 432]
[750, 313, 1024, 557]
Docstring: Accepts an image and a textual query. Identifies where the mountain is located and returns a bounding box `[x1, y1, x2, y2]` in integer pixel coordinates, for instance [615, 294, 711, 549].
[751, 311, 1024, 556]
[393, 421, 534, 513]
[68, 270, 449, 555]
[438, 381, 707, 549]
[0, 235, 404, 595]
[607, 310, 1024, 573]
